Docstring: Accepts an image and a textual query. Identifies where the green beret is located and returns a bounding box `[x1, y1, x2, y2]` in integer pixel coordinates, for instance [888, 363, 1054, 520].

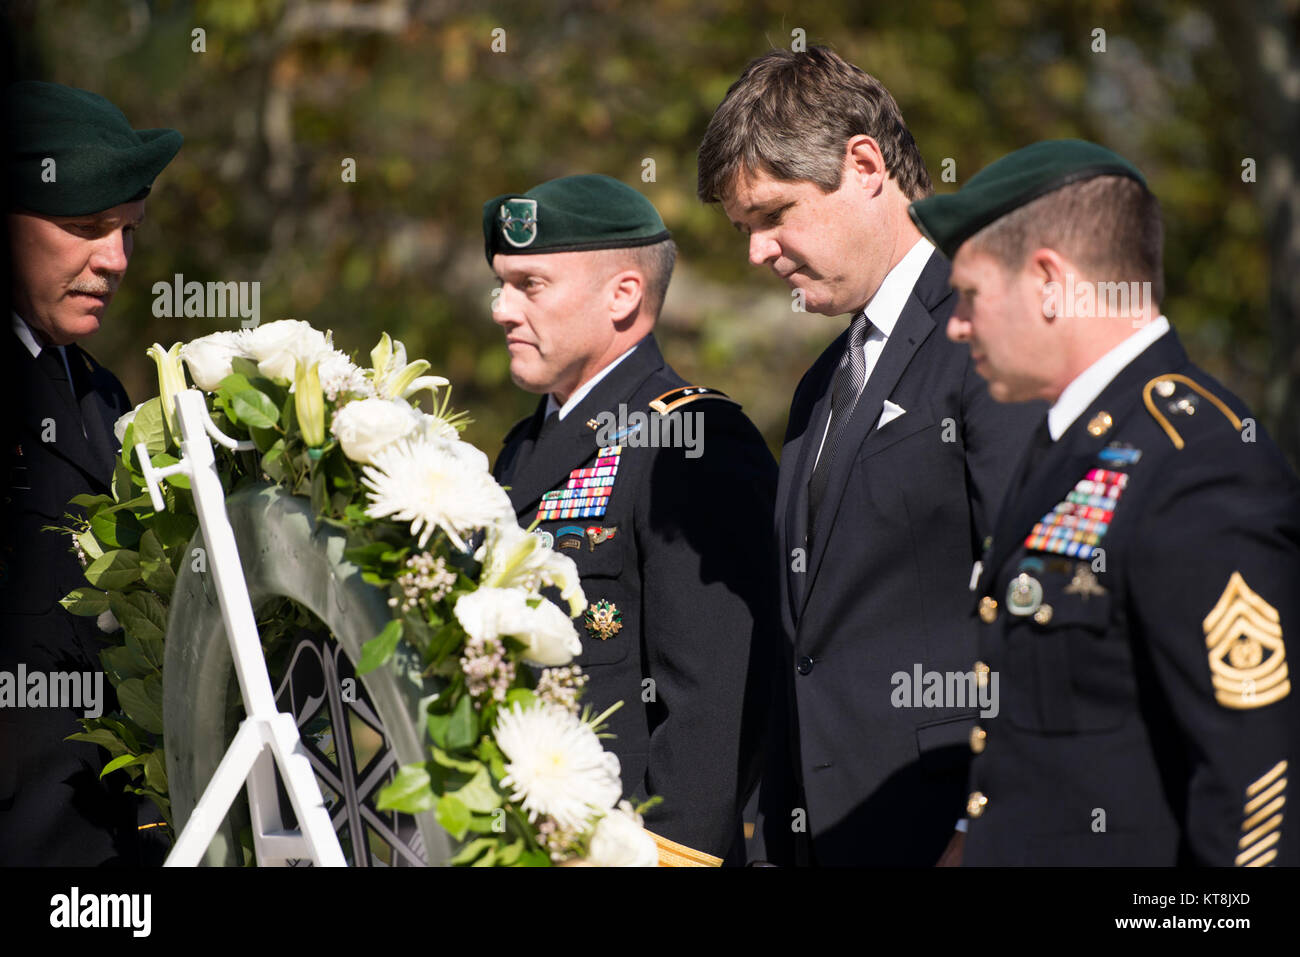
[7, 80, 183, 216]
[483, 173, 670, 262]
[909, 139, 1148, 260]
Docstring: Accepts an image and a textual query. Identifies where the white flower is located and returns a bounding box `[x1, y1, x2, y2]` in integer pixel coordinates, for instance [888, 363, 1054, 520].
[112, 403, 145, 447]
[331, 397, 425, 465]
[179, 330, 250, 391]
[422, 411, 460, 445]
[454, 586, 582, 666]
[477, 522, 586, 617]
[316, 349, 375, 402]
[494, 702, 622, 831]
[588, 801, 658, 867]
[360, 436, 513, 551]
[96, 609, 121, 634]
[244, 319, 332, 382]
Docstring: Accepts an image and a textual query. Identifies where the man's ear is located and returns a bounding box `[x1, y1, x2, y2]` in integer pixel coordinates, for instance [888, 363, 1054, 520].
[1028, 247, 1071, 325]
[845, 135, 887, 194]
[608, 269, 644, 327]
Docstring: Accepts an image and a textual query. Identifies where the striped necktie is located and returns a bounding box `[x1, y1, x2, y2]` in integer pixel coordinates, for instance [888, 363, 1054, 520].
[808, 308, 872, 533]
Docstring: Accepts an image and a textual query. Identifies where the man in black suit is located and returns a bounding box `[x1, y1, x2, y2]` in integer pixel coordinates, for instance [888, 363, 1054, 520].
[697, 47, 1041, 865]
[911, 139, 1300, 865]
[1, 81, 181, 864]
[485, 174, 780, 862]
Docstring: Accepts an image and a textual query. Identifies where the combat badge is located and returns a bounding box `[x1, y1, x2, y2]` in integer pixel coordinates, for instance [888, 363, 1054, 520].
[1064, 563, 1107, 599]
[1204, 571, 1290, 709]
[584, 599, 623, 641]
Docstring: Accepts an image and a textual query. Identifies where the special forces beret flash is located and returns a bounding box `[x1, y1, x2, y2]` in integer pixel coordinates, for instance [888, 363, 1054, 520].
[7, 80, 183, 217]
[909, 139, 1149, 260]
[483, 173, 670, 262]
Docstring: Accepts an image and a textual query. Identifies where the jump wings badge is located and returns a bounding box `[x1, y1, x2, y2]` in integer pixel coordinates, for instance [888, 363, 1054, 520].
[499, 198, 538, 248]
[584, 598, 622, 641]
[1204, 571, 1290, 710]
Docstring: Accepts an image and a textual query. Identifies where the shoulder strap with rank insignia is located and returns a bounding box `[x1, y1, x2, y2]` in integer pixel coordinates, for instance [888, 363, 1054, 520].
[649, 386, 738, 415]
[1142, 374, 1243, 450]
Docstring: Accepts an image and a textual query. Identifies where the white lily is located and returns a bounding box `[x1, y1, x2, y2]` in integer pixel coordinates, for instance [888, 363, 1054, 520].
[146, 342, 187, 439]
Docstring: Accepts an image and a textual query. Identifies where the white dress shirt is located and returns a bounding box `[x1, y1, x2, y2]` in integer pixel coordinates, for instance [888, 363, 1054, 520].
[1047, 315, 1171, 440]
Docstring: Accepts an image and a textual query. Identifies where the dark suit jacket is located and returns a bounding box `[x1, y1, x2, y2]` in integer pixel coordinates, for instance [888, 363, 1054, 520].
[493, 334, 780, 859]
[965, 327, 1300, 865]
[0, 329, 154, 865]
[761, 252, 1043, 866]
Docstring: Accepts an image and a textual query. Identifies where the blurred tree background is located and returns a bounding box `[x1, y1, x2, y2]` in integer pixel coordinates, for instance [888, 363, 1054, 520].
[6, 0, 1298, 465]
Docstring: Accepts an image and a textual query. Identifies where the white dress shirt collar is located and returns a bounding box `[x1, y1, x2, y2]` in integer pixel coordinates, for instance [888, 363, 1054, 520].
[862, 237, 934, 336]
[1048, 315, 1171, 440]
[544, 339, 642, 420]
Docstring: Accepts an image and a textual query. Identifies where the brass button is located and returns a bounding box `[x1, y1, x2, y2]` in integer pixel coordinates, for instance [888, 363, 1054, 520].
[1154, 379, 1176, 398]
[970, 725, 986, 754]
[978, 596, 998, 623]
[1033, 603, 1054, 625]
[967, 790, 988, 818]
[974, 660, 990, 689]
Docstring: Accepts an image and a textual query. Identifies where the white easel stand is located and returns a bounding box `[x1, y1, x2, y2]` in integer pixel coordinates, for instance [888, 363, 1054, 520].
[142, 389, 346, 867]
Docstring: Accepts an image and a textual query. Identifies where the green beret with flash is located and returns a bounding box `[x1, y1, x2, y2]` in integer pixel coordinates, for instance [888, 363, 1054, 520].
[7, 80, 183, 216]
[909, 139, 1148, 260]
[483, 173, 670, 262]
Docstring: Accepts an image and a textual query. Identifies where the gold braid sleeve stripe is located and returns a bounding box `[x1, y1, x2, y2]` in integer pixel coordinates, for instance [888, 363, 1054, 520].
[648, 830, 724, 867]
[1237, 761, 1287, 867]
[1142, 374, 1243, 450]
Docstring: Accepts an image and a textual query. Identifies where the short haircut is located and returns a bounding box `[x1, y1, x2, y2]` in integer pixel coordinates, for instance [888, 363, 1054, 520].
[697, 45, 933, 204]
[594, 238, 677, 320]
[968, 175, 1165, 306]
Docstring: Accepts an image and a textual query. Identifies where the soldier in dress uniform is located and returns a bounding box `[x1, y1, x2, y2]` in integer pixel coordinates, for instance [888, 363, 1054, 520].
[909, 139, 1300, 865]
[485, 174, 780, 863]
[1, 81, 181, 864]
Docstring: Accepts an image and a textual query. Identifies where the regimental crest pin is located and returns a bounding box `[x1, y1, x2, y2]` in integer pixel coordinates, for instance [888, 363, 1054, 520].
[1204, 571, 1290, 710]
[584, 598, 623, 641]
[499, 198, 539, 248]
[1064, 563, 1107, 599]
[585, 525, 616, 551]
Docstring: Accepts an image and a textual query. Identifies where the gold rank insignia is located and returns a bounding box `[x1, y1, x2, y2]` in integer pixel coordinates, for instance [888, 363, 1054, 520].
[584, 599, 622, 641]
[1204, 572, 1290, 709]
[1237, 761, 1287, 867]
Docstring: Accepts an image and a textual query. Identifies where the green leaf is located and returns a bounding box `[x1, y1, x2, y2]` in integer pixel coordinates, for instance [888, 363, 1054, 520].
[445, 692, 478, 751]
[151, 511, 198, 554]
[69, 493, 114, 512]
[65, 728, 129, 756]
[90, 508, 144, 549]
[116, 675, 164, 734]
[356, 619, 403, 676]
[100, 752, 145, 778]
[516, 849, 551, 867]
[435, 792, 472, 841]
[505, 688, 539, 711]
[131, 398, 167, 454]
[143, 751, 167, 792]
[83, 549, 141, 590]
[111, 591, 167, 650]
[497, 839, 525, 866]
[231, 389, 279, 429]
[477, 737, 507, 781]
[448, 764, 502, 813]
[59, 587, 110, 617]
[447, 837, 496, 866]
[260, 440, 288, 482]
[375, 763, 436, 814]
[76, 527, 105, 563]
[431, 746, 483, 775]
[229, 358, 261, 381]
[102, 645, 150, 682]
[138, 530, 176, 593]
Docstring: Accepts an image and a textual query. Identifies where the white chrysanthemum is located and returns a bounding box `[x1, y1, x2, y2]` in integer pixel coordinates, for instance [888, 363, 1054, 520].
[422, 411, 459, 444]
[495, 702, 622, 831]
[476, 522, 586, 617]
[454, 586, 582, 666]
[361, 436, 513, 550]
[588, 800, 658, 867]
[316, 349, 375, 402]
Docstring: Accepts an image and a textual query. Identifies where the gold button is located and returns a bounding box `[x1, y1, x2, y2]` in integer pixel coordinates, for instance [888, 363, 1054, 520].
[967, 791, 988, 818]
[970, 725, 986, 754]
[1033, 603, 1053, 625]
[978, 596, 998, 623]
[1155, 379, 1176, 398]
[974, 660, 990, 689]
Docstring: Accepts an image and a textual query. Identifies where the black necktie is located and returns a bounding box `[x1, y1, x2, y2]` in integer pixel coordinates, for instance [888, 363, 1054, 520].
[1012, 415, 1054, 500]
[36, 346, 70, 389]
[808, 309, 872, 532]
[512, 410, 559, 478]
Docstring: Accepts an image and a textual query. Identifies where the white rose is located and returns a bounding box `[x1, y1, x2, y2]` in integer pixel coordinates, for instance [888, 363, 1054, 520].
[179, 330, 250, 391]
[330, 397, 424, 464]
[244, 319, 332, 382]
[588, 801, 658, 867]
[454, 587, 582, 666]
[112, 403, 145, 447]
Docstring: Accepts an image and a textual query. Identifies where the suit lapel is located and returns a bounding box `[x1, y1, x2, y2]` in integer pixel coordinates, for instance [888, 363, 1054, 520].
[799, 296, 936, 617]
[503, 335, 665, 516]
[69, 345, 119, 481]
[981, 328, 1191, 587]
[16, 345, 109, 483]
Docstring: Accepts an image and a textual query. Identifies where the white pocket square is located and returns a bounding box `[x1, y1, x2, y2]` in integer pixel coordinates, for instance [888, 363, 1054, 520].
[876, 399, 907, 430]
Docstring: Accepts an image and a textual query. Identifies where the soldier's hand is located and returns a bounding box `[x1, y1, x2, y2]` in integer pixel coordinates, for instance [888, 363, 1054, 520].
[936, 830, 965, 867]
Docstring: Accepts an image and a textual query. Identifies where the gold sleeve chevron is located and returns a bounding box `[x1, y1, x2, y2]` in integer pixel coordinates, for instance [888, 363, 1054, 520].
[1237, 761, 1287, 866]
[1203, 571, 1290, 709]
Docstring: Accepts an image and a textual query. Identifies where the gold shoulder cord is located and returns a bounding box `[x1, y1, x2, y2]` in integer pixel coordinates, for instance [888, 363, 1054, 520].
[1142, 374, 1243, 450]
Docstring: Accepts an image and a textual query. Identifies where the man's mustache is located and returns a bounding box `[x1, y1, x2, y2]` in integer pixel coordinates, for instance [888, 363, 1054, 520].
[68, 280, 115, 296]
